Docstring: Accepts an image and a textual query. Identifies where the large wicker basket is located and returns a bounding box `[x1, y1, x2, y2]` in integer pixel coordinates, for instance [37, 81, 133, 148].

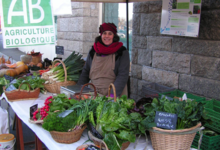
[149, 123, 202, 150]
[44, 59, 76, 93]
[87, 83, 130, 150]
[50, 124, 87, 144]
[3, 83, 40, 101]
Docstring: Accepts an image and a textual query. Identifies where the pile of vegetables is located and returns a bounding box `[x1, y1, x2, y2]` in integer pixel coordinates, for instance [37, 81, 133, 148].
[5, 73, 46, 93]
[41, 51, 84, 84]
[33, 94, 78, 121]
[142, 97, 210, 130]
[85, 95, 147, 150]
[42, 94, 99, 132]
[36, 93, 213, 148]
[0, 61, 29, 77]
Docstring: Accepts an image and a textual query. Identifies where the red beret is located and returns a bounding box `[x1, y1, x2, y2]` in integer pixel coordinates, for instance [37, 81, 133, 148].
[99, 23, 117, 35]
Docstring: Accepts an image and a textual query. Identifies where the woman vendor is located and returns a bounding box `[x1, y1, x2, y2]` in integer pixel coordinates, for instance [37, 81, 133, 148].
[77, 22, 130, 97]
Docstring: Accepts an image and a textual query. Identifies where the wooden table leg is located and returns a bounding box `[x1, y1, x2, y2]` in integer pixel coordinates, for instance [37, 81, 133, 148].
[35, 135, 43, 150]
[16, 116, 20, 150]
[16, 115, 24, 150]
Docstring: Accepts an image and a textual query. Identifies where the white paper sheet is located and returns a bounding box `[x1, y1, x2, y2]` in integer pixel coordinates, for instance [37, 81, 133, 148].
[51, 0, 72, 15]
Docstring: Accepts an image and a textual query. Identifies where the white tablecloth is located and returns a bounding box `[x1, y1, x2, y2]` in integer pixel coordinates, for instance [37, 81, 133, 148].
[1, 92, 199, 150]
[1, 92, 154, 150]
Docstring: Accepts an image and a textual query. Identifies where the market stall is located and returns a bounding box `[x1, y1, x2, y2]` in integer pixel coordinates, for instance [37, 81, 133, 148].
[0, 49, 211, 150]
[0, 92, 152, 150]
[0, 83, 208, 150]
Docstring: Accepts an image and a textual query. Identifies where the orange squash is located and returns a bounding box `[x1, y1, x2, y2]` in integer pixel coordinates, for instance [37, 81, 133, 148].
[5, 63, 17, 68]
[16, 61, 24, 66]
[5, 57, 11, 64]
[0, 56, 5, 64]
[15, 64, 26, 75]
[6, 69, 17, 77]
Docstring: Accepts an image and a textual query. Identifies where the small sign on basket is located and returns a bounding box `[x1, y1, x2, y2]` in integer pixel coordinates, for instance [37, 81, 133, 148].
[155, 111, 177, 130]
[30, 104, 38, 118]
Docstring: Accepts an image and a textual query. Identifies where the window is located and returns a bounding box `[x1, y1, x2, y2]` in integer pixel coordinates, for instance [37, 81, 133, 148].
[103, 3, 133, 59]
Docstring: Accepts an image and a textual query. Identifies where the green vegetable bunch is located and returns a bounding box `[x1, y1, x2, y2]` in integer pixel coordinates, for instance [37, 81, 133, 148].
[6, 72, 45, 92]
[47, 93, 78, 112]
[42, 95, 100, 132]
[44, 51, 84, 83]
[33, 94, 78, 121]
[42, 111, 77, 132]
[0, 77, 10, 95]
[89, 99, 144, 150]
[117, 95, 135, 110]
[142, 97, 210, 130]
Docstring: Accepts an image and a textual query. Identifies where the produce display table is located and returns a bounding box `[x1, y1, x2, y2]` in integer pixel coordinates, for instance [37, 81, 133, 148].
[0, 92, 150, 150]
[0, 92, 199, 150]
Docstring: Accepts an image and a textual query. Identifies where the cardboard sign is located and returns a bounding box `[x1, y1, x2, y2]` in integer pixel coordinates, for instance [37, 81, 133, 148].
[155, 111, 177, 130]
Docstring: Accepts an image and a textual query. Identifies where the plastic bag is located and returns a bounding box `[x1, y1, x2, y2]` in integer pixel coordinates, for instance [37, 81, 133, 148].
[0, 107, 10, 134]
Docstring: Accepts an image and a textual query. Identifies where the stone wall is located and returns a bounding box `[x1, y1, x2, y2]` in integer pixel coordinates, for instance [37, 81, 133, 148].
[56, 2, 100, 59]
[131, 1, 220, 100]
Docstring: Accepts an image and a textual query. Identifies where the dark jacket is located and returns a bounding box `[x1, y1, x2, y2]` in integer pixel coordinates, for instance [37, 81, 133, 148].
[77, 46, 130, 97]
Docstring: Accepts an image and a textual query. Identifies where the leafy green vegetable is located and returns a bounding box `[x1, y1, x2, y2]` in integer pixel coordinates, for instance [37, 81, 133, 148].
[0, 77, 9, 85]
[117, 95, 135, 110]
[143, 97, 210, 129]
[0, 77, 9, 95]
[6, 73, 45, 92]
[42, 111, 76, 132]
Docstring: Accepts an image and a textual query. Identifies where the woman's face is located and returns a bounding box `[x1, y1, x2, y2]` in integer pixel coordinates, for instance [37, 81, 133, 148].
[101, 31, 114, 46]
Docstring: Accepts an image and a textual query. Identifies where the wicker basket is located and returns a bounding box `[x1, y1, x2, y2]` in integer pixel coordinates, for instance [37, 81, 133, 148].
[149, 123, 202, 150]
[44, 59, 76, 93]
[107, 83, 117, 102]
[87, 84, 130, 150]
[3, 83, 40, 101]
[50, 124, 87, 144]
[88, 131, 130, 150]
[32, 55, 42, 65]
[73, 83, 97, 101]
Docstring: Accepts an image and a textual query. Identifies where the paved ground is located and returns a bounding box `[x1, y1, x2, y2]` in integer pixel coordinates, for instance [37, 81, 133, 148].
[0, 34, 47, 150]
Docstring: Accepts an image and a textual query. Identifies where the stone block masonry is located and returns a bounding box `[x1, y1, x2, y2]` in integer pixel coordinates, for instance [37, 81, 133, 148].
[132, 1, 220, 100]
[57, 2, 100, 59]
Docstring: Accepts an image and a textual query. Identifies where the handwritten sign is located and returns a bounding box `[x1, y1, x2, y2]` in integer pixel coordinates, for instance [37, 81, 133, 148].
[155, 111, 177, 130]
[30, 104, 38, 118]
[56, 46, 64, 55]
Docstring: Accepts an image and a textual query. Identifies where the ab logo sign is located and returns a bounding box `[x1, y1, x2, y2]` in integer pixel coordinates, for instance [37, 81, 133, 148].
[1, 0, 55, 48]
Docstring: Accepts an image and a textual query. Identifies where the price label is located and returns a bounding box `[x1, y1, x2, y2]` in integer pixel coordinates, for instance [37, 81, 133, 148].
[154, 111, 177, 130]
[30, 104, 38, 118]
[56, 46, 64, 55]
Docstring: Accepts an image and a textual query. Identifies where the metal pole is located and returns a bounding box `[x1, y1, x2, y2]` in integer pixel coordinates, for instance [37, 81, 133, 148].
[126, 0, 129, 50]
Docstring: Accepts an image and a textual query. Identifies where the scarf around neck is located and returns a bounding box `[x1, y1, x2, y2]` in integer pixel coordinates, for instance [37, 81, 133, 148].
[93, 41, 123, 55]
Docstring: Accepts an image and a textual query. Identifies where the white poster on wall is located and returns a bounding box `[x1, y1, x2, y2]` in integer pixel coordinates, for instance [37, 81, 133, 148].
[160, 0, 202, 37]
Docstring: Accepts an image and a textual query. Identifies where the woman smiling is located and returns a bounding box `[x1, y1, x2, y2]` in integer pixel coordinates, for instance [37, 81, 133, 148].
[77, 23, 130, 97]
